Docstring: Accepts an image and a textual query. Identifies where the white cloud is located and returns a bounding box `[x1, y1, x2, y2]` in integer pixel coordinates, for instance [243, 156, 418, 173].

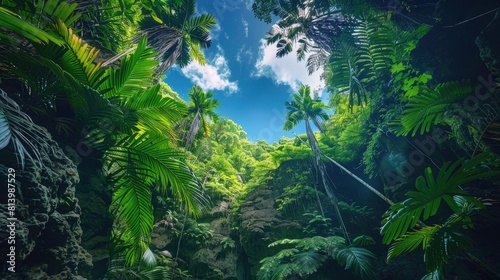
[180, 46, 238, 94]
[242, 18, 249, 37]
[252, 39, 325, 95]
[236, 44, 253, 63]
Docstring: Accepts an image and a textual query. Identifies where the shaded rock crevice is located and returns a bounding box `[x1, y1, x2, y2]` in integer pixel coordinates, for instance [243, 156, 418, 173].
[0, 133, 92, 279]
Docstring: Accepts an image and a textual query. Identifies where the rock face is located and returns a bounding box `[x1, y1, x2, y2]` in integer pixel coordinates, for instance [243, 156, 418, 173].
[239, 186, 302, 277]
[188, 218, 239, 280]
[0, 135, 92, 279]
[239, 160, 311, 278]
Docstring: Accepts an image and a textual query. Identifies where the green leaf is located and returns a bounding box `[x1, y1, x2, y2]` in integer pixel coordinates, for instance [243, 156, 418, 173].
[381, 153, 498, 244]
[336, 247, 376, 279]
[291, 250, 327, 275]
[99, 36, 158, 98]
[398, 80, 473, 136]
[387, 226, 437, 261]
[0, 7, 62, 45]
[0, 90, 50, 169]
[0, 109, 11, 149]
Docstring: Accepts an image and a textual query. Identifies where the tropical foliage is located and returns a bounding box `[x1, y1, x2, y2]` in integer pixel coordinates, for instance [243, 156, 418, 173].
[0, 0, 214, 269]
[257, 235, 376, 280]
[1, 0, 500, 279]
[379, 153, 500, 278]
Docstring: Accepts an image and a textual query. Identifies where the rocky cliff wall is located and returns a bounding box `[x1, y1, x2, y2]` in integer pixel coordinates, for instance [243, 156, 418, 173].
[0, 133, 92, 279]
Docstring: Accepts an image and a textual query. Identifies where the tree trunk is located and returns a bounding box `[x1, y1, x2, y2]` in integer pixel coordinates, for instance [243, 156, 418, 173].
[321, 154, 394, 205]
[293, 132, 394, 206]
[305, 119, 350, 244]
[185, 110, 201, 150]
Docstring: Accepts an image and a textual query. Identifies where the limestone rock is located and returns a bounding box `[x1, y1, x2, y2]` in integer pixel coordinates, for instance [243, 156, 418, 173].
[0, 132, 92, 279]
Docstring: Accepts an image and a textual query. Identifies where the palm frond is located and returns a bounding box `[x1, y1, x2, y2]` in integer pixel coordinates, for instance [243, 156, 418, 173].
[111, 171, 154, 266]
[106, 132, 207, 264]
[124, 84, 187, 140]
[37, 19, 105, 87]
[325, 39, 368, 108]
[100, 37, 158, 98]
[188, 42, 207, 65]
[424, 226, 471, 272]
[388, 225, 437, 261]
[0, 89, 50, 169]
[0, 6, 62, 45]
[397, 80, 474, 136]
[106, 133, 208, 218]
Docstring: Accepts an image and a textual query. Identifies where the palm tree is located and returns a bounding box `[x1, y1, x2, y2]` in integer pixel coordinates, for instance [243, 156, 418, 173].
[283, 84, 350, 242]
[138, 0, 216, 74]
[264, 0, 345, 74]
[185, 85, 219, 149]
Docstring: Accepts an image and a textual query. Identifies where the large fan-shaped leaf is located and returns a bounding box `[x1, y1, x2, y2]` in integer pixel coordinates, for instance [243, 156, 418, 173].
[381, 153, 499, 244]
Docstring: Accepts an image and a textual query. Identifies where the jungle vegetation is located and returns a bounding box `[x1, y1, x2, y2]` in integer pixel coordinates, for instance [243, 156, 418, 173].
[1, 0, 499, 279]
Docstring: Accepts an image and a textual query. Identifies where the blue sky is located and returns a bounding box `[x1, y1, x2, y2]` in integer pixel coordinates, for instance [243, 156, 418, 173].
[164, 0, 327, 143]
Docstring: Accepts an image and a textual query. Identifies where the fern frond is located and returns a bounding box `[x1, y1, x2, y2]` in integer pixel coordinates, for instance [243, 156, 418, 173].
[336, 247, 376, 279]
[352, 235, 375, 247]
[352, 13, 393, 80]
[291, 250, 327, 275]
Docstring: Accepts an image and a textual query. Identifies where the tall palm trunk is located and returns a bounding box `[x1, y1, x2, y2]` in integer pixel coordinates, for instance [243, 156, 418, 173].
[293, 132, 394, 206]
[321, 153, 394, 205]
[305, 119, 350, 243]
[186, 110, 201, 150]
